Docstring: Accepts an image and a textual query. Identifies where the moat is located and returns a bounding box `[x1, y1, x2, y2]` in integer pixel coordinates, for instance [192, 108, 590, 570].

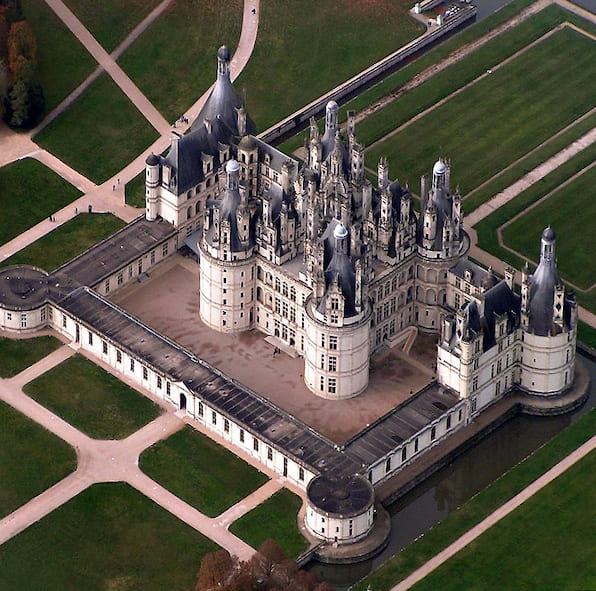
[308, 350, 595, 589]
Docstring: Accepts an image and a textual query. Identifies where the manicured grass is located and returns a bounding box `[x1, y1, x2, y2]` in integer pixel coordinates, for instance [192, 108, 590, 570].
[229, 488, 308, 558]
[23, 354, 161, 439]
[236, 0, 423, 131]
[34, 74, 159, 184]
[125, 170, 146, 208]
[578, 321, 596, 350]
[0, 159, 82, 246]
[0, 482, 219, 591]
[475, 143, 596, 314]
[366, 26, 596, 194]
[411, 450, 596, 591]
[63, 0, 161, 52]
[118, 0, 243, 123]
[1, 213, 126, 272]
[276, 0, 560, 156]
[140, 425, 269, 517]
[501, 164, 596, 290]
[0, 400, 76, 519]
[464, 109, 596, 213]
[0, 335, 63, 378]
[353, 407, 596, 590]
[356, 5, 572, 149]
[22, 0, 96, 114]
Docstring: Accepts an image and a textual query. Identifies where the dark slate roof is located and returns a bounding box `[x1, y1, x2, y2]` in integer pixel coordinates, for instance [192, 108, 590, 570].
[450, 259, 497, 289]
[54, 287, 363, 479]
[307, 474, 373, 517]
[482, 281, 520, 347]
[51, 217, 177, 289]
[191, 47, 256, 137]
[343, 382, 460, 464]
[0, 266, 49, 310]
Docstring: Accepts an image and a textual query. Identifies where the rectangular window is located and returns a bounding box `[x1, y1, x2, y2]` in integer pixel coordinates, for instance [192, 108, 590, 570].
[88, 331, 93, 345]
[143, 366, 148, 380]
[320, 376, 324, 391]
[128, 265, 133, 279]
[431, 426, 436, 440]
[104, 279, 110, 294]
[320, 354, 325, 369]
[117, 272, 123, 285]
[472, 376, 478, 391]
[299, 467, 305, 481]
[471, 397, 478, 412]
[20, 313, 27, 328]
[328, 378, 336, 394]
[402, 447, 407, 462]
[446, 414, 451, 429]
[198, 401, 204, 416]
[157, 376, 162, 389]
[6, 312, 12, 321]
[328, 356, 337, 371]
[102, 341, 108, 355]
[267, 446, 273, 461]
[386, 458, 391, 473]
[40, 307, 46, 322]
[320, 334, 325, 347]
[138, 261, 143, 275]
[224, 418, 230, 433]
[150, 250, 156, 265]
[239, 429, 245, 443]
[253, 438, 259, 452]
[130, 358, 135, 372]
[166, 381, 171, 396]
[62, 314, 67, 328]
[162, 243, 168, 256]
[211, 411, 217, 425]
[329, 336, 338, 350]
[414, 438, 419, 453]
[116, 350, 122, 363]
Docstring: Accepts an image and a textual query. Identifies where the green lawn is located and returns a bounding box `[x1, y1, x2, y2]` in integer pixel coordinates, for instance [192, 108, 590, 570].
[0, 213, 126, 272]
[475, 143, 596, 314]
[118, 0, 243, 123]
[0, 159, 82, 246]
[0, 400, 76, 519]
[411, 450, 596, 591]
[34, 74, 159, 184]
[22, 0, 97, 114]
[578, 321, 596, 350]
[353, 407, 596, 590]
[140, 425, 269, 517]
[501, 164, 596, 290]
[0, 483, 219, 591]
[23, 354, 161, 439]
[229, 488, 308, 558]
[125, 170, 146, 208]
[63, 0, 162, 53]
[463, 109, 596, 213]
[0, 335, 63, 378]
[236, 0, 423, 131]
[366, 26, 596, 194]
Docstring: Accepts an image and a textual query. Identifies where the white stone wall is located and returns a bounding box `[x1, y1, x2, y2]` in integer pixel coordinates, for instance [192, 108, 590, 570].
[0, 305, 47, 332]
[199, 247, 255, 333]
[305, 504, 373, 544]
[520, 330, 575, 395]
[304, 300, 371, 399]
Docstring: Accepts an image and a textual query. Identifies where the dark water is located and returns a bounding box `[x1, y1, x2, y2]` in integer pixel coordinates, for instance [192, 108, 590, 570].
[309, 352, 595, 589]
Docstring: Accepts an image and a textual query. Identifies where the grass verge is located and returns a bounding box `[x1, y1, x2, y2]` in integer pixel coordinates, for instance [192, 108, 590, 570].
[410, 450, 596, 591]
[22, 0, 97, 114]
[0, 159, 82, 246]
[140, 425, 269, 517]
[1, 213, 126, 272]
[0, 335, 62, 378]
[0, 482, 219, 591]
[23, 354, 161, 439]
[366, 26, 596, 194]
[463, 109, 596, 212]
[229, 488, 308, 558]
[501, 163, 596, 290]
[474, 143, 596, 314]
[352, 407, 596, 590]
[578, 321, 596, 350]
[118, 0, 243, 123]
[34, 74, 159, 185]
[125, 170, 146, 208]
[62, 0, 161, 53]
[0, 399, 76, 518]
[236, 0, 424, 131]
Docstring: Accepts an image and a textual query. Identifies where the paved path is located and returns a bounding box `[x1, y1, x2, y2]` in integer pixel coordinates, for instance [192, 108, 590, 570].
[44, 0, 171, 135]
[465, 126, 596, 227]
[35, 0, 172, 135]
[0, 343, 281, 560]
[390, 434, 596, 590]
